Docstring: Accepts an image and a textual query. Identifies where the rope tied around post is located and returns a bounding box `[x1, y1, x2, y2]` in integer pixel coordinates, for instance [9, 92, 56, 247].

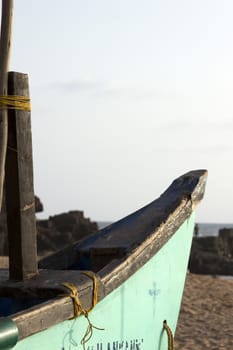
[163, 320, 174, 350]
[0, 95, 31, 111]
[62, 271, 104, 350]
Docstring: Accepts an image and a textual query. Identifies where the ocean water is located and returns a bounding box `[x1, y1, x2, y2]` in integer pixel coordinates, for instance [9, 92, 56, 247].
[98, 221, 233, 237]
[197, 223, 233, 237]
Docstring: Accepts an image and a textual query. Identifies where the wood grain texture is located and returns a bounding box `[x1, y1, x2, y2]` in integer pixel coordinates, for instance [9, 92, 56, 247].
[5, 72, 38, 280]
[39, 171, 207, 272]
[10, 271, 105, 340]
[0, 269, 105, 299]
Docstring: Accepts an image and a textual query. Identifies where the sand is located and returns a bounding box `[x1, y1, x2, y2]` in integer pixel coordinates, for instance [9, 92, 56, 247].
[175, 273, 233, 350]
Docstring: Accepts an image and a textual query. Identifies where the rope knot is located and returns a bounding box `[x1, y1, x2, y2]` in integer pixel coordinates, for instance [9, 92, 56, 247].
[62, 271, 104, 350]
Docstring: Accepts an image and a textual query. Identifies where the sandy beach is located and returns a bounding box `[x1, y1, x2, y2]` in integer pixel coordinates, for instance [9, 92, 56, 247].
[175, 273, 233, 349]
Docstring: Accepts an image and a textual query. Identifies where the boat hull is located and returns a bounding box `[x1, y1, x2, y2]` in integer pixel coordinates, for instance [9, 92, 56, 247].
[15, 213, 195, 350]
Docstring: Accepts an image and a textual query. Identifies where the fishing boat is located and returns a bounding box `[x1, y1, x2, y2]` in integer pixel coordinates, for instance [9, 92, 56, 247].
[0, 2, 208, 349]
[0, 169, 207, 350]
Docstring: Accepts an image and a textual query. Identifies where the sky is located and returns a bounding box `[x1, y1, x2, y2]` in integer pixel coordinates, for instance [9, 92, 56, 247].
[4, 0, 233, 222]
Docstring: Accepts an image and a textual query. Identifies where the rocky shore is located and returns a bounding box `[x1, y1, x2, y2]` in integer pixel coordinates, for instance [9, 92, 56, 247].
[188, 226, 233, 275]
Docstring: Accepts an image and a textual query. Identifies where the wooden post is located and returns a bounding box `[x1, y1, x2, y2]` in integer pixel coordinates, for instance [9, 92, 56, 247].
[5, 71, 38, 280]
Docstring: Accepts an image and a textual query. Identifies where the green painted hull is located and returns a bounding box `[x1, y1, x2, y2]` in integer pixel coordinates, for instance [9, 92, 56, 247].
[15, 214, 195, 350]
[0, 170, 207, 350]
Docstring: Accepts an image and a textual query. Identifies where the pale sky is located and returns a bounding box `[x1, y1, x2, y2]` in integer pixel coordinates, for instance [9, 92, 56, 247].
[5, 0, 233, 222]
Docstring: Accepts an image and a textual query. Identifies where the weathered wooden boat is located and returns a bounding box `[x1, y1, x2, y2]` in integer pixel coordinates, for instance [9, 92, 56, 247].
[0, 2, 208, 349]
[0, 169, 207, 350]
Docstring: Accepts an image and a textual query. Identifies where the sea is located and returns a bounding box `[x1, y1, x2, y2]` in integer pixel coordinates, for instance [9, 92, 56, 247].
[195, 222, 233, 237]
[98, 221, 233, 237]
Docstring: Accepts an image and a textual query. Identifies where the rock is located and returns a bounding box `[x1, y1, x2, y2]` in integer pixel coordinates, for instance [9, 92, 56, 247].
[0, 193, 98, 257]
[36, 211, 98, 256]
[218, 228, 233, 257]
[189, 229, 233, 275]
[35, 196, 43, 213]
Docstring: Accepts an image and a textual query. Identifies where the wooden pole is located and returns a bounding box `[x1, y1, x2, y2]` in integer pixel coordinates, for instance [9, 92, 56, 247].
[0, 0, 14, 212]
[5, 72, 38, 280]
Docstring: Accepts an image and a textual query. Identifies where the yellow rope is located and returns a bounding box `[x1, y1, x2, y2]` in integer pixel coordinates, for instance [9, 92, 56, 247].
[62, 281, 85, 317]
[0, 95, 31, 111]
[163, 320, 174, 350]
[62, 271, 103, 350]
[82, 271, 98, 312]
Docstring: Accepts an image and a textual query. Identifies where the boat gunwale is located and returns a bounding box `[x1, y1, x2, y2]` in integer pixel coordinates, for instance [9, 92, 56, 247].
[0, 169, 207, 340]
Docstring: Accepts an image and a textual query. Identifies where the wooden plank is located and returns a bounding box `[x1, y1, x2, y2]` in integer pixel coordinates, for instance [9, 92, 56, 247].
[0, 269, 105, 299]
[38, 242, 81, 270]
[40, 170, 208, 273]
[7, 270, 105, 340]
[90, 247, 126, 272]
[13, 296, 74, 340]
[5, 71, 38, 280]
